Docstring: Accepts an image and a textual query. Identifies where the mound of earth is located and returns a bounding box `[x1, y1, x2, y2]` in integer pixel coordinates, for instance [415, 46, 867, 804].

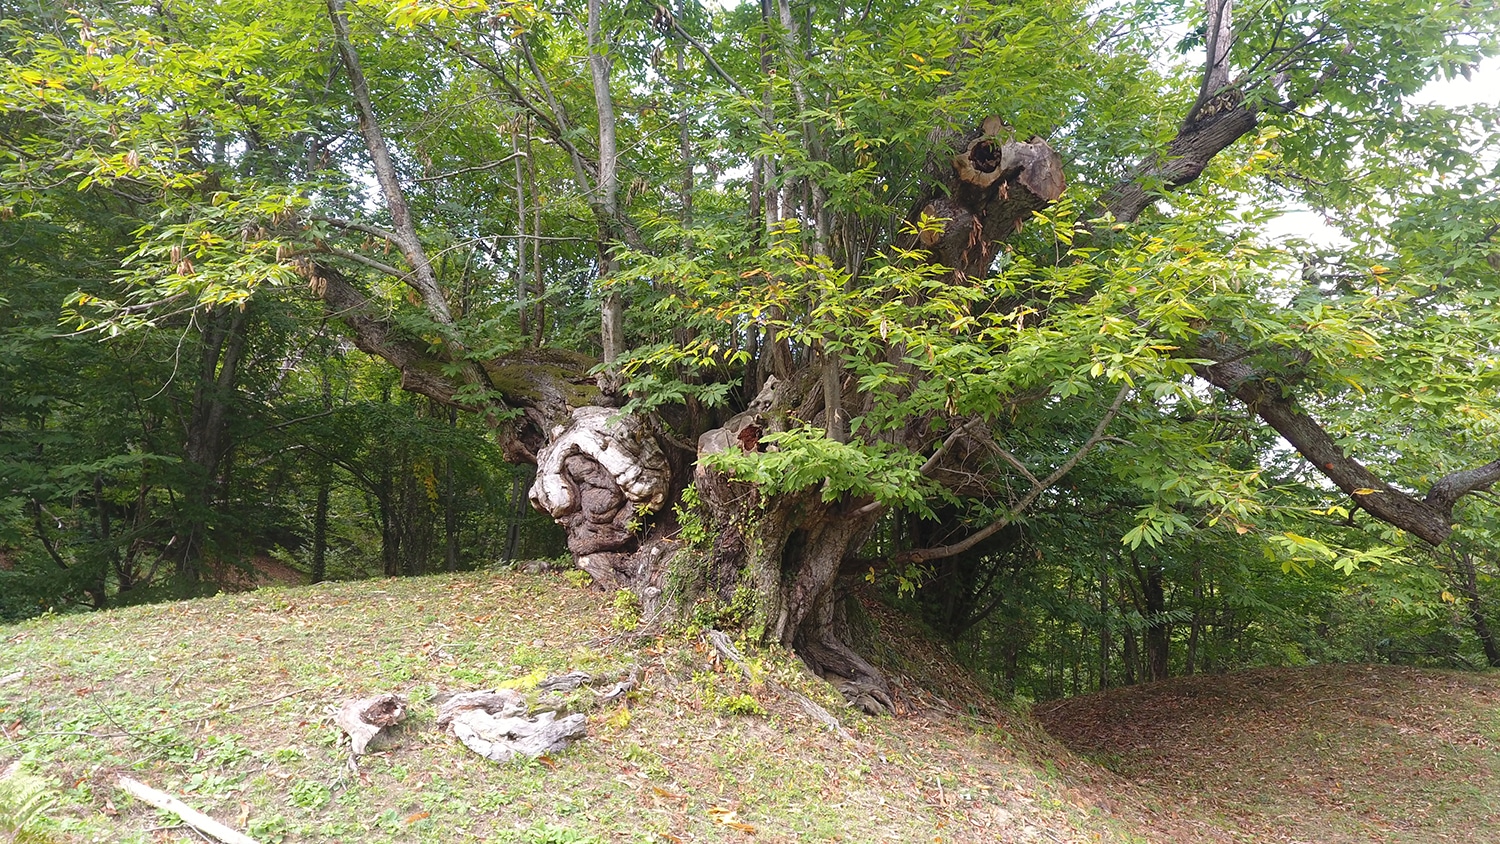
[1037, 664, 1500, 844]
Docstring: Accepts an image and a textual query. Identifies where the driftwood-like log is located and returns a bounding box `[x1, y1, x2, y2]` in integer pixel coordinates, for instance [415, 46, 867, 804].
[333, 693, 407, 755]
[537, 671, 593, 692]
[117, 776, 260, 844]
[438, 690, 587, 763]
[434, 689, 526, 731]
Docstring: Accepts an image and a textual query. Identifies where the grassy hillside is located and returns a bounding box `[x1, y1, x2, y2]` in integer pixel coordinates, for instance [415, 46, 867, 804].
[0, 570, 1150, 843]
[1039, 665, 1500, 844]
[11, 570, 1497, 843]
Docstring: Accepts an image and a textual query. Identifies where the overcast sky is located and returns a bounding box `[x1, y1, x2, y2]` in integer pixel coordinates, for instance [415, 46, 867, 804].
[1261, 57, 1500, 247]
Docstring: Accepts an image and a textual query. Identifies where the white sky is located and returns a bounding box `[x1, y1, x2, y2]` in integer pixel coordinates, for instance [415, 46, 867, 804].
[1261, 57, 1500, 248]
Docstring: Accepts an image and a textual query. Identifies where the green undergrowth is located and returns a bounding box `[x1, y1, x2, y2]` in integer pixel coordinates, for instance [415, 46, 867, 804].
[0, 570, 1149, 843]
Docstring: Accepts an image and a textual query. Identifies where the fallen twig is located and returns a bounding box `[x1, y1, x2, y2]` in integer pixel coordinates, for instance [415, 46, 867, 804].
[117, 776, 260, 844]
[214, 687, 314, 719]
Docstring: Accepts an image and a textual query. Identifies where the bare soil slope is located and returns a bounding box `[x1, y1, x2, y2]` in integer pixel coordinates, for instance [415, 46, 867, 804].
[1037, 664, 1500, 844]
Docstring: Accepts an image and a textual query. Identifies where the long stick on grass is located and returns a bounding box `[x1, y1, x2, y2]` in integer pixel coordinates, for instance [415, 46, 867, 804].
[116, 777, 260, 844]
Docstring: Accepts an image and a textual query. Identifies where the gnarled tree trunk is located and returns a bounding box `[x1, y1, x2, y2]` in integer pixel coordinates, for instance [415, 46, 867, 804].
[511, 125, 1066, 712]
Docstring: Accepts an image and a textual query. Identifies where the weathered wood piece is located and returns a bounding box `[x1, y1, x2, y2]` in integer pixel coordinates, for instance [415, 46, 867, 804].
[538, 671, 593, 692]
[333, 693, 407, 755]
[593, 669, 637, 703]
[117, 776, 260, 844]
[438, 691, 587, 763]
[434, 689, 526, 730]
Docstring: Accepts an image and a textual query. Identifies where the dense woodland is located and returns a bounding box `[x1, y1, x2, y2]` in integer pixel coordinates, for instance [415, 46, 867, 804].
[2, 0, 1499, 704]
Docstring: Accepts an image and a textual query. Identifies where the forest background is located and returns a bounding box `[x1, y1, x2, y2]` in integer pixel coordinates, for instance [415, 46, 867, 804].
[3, 0, 1500, 705]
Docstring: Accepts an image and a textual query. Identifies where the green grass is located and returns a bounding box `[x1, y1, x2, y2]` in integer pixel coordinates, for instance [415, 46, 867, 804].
[0, 571, 1142, 843]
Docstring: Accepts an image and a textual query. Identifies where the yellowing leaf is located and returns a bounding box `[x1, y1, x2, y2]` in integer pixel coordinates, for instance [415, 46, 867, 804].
[708, 806, 758, 834]
[1351, 488, 1378, 495]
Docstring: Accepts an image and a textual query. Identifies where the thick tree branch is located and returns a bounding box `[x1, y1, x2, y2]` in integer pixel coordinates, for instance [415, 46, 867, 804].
[1101, 102, 1258, 224]
[1101, 0, 1257, 224]
[306, 262, 596, 461]
[1195, 348, 1492, 546]
[324, 0, 492, 393]
[305, 263, 469, 408]
[1428, 461, 1500, 513]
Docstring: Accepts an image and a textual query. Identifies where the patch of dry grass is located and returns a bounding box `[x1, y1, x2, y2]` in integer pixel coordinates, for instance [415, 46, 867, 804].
[0, 571, 1151, 843]
[1037, 664, 1500, 844]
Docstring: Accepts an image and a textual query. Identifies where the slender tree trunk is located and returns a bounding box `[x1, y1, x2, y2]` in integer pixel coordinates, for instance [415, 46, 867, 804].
[1142, 561, 1169, 682]
[1451, 549, 1500, 667]
[513, 123, 530, 340]
[325, 0, 493, 396]
[587, 0, 626, 369]
[445, 409, 460, 573]
[175, 307, 250, 582]
[528, 119, 546, 346]
[312, 475, 329, 583]
[1098, 564, 1111, 690]
[504, 474, 524, 563]
[1185, 558, 1203, 675]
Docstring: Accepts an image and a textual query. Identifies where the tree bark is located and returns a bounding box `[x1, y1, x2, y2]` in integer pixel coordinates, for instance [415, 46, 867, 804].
[1450, 549, 1500, 668]
[174, 307, 250, 581]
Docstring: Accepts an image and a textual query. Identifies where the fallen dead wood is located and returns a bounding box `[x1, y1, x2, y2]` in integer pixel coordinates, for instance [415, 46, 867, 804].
[117, 776, 260, 844]
[333, 693, 407, 755]
[437, 690, 587, 763]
